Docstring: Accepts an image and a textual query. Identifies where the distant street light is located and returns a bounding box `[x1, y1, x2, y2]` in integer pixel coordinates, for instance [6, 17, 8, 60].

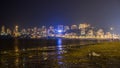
[110, 27, 113, 31]
[110, 27, 114, 40]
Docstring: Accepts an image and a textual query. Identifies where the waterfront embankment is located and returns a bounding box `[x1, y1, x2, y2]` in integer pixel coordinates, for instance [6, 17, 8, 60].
[62, 41, 120, 68]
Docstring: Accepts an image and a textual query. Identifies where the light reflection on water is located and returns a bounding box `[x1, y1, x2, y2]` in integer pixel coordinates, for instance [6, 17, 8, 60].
[0, 39, 100, 68]
[0, 39, 67, 68]
[14, 39, 19, 53]
[1, 39, 119, 68]
[57, 38, 63, 54]
[57, 38, 64, 65]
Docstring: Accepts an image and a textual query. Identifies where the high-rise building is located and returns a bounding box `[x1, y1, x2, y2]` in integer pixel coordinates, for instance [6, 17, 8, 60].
[42, 26, 46, 30]
[21, 29, 27, 34]
[57, 25, 64, 33]
[14, 25, 20, 37]
[49, 26, 54, 30]
[64, 26, 70, 32]
[48, 26, 55, 35]
[0, 25, 6, 35]
[33, 27, 37, 33]
[87, 29, 94, 36]
[96, 29, 104, 37]
[79, 23, 90, 29]
[6, 28, 12, 35]
[40, 26, 47, 37]
[79, 23, 90, 36]
[15, 26, 19, 32]
[71, 25, 78, 30]
[1, 25, 5, 33]
[105, 32, 112, 38]
[80, 29, 86, 35]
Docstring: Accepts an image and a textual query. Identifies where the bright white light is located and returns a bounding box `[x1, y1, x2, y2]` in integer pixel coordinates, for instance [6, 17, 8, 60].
[58, 30, 62, 33]
[110, 27, 113, 30]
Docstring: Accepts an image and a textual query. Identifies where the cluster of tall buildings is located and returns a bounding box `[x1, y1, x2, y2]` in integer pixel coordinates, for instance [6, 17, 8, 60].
[0, 23, 119, 39]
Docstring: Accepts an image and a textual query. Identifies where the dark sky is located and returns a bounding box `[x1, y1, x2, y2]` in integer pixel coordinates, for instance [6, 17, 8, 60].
[0, 0, 120, 33]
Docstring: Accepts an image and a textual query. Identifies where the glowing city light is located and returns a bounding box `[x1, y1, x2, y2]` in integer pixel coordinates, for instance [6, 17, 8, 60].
[58, 30, 63, 33]
[0, 23, 119, 40]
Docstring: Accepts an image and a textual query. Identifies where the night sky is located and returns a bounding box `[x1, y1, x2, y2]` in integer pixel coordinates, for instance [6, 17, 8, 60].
[0, 0, 120, 33]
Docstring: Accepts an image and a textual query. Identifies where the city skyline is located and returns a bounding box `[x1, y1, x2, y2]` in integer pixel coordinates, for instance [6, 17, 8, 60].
[0, 0, 120, 34]
[0, 23, 119, 39]
[1, 1, 120, 68]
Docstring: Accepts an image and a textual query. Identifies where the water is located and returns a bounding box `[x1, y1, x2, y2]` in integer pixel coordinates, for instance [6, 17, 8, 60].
[0, 39, 74, 68]
[0, 38, 100, 68]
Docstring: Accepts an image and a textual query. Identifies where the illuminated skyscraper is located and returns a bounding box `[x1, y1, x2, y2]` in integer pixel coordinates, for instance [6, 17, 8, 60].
[42, 26, 46, 30]
[48, 26, 55, 35]
[41, 26, 47, 37]
[21, 29, 27, 34]
[79, 23, 90, 36]
[1, 25, 5, 33]
[0, 25, 6, 35]
[6, 28, 12, 35]
[87, 29, 94, 36]
[96, 29, 104, 38]
[57, 25, 64, 33]
[15, 26, 19, 32]
[33, 27, 37, 33]
[64, 26, 70, 32]
[71, 25, 78, 30]
[79, 23, 90, 29]
[105, 32, 112, 38]
[14, 25, 20, 37]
